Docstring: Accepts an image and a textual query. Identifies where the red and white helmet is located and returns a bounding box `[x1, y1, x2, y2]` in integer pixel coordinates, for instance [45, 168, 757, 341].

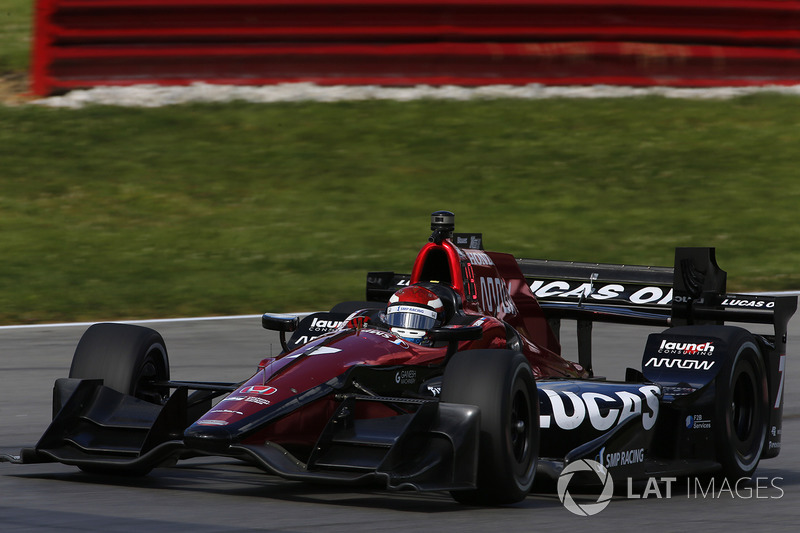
[385, 285, 445, 345]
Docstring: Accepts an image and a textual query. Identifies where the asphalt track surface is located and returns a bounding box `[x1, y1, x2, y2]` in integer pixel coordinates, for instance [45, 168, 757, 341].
[2, 310, 799, 532]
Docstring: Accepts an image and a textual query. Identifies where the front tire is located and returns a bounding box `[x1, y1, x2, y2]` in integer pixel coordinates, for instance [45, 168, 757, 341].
[68, 323, 171, 476]
[69, 323, 170, 405]
[442, 349, 538, 505]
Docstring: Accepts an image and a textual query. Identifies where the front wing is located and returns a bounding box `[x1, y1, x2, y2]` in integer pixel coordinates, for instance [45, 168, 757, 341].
[2, 373, 480, 493]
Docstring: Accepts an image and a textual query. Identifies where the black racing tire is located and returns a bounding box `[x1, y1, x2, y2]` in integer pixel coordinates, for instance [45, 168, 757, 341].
[712, 329, 768, 479]
[441, 349, 538, 505]
[665, 325, 769, 479]
[69, 323, 171, 405]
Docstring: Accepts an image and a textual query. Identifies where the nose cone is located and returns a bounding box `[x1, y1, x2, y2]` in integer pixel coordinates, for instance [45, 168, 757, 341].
[184, 422, 234, 454]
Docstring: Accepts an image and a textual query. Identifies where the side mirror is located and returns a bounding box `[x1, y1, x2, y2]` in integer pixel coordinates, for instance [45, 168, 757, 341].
[430, 325, 483, 343]
[262, 314, 299, 332]
[262, 314, 299, 352]
[430, 325, 483, 363]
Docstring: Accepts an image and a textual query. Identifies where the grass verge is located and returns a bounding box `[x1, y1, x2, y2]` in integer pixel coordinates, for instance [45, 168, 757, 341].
[1, 96, 799, 324]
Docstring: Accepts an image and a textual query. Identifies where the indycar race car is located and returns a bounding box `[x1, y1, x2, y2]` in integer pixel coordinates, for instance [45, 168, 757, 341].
[1, 211, 795, 505]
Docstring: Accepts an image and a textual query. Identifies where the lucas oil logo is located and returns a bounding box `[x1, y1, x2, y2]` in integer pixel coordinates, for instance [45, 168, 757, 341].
[529, 280, 673, 306]
[540, 385, 660, 431]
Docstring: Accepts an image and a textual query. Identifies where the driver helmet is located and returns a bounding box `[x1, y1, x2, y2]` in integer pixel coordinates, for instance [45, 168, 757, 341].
[385, 285, 445, 346]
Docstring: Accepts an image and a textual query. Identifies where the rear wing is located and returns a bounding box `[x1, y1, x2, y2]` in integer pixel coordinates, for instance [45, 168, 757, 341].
[367, 247, 796, 375]
[521, 247, 794, 325]
[520, 247, 796, 375]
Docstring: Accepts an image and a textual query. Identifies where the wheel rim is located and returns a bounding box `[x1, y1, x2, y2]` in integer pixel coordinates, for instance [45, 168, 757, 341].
[728, 354, 766, 469]
[132, 350, 168, 405]
[732, 370, 755, 442]
[509, 387, 532, 465]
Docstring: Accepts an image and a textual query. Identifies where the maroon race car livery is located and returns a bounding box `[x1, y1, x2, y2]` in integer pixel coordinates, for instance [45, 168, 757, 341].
[2, 211, 795, 505]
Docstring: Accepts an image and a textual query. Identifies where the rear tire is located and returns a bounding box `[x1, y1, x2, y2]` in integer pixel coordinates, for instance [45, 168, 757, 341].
[713, 330, 768, 479]
[69, 323, 170, 405]
[442, 350, 538, 505]
[666, 325, 769, 479]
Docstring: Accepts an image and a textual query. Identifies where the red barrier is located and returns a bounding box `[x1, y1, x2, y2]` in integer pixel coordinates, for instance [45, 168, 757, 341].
[31, 0, 800, 95]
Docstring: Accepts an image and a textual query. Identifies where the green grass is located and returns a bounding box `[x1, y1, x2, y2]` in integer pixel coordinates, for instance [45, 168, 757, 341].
[0, 0, 32, 73]
[1, 96, 800, 324]
[1, 3, 799, 324]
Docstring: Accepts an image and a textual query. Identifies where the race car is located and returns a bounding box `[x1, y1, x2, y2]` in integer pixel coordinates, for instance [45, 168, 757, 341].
[1, 211, 795, 505]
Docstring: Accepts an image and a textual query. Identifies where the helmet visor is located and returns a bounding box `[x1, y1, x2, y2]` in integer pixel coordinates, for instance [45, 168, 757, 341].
[385, 305, 439, 331]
